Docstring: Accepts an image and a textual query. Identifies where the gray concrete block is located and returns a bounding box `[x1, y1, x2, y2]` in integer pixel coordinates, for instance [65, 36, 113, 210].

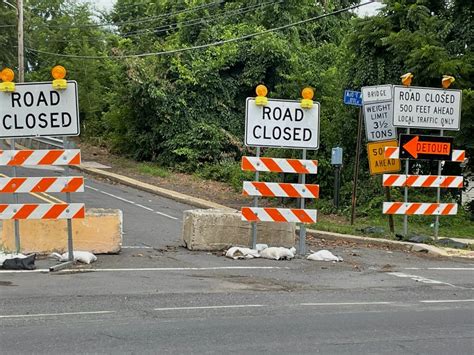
[182, 209, 296, 251]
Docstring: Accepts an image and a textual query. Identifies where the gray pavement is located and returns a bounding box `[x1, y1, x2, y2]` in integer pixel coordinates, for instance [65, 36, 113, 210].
[1, 164, 473, 354]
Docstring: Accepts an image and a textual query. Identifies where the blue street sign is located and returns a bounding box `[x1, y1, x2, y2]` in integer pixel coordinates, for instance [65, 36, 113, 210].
[343, 90, 362, 106]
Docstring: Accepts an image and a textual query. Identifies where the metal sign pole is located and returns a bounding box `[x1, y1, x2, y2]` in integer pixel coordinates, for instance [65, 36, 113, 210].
[10, 138, 21, 253]
[298, 149, 307, 256]
[350, 108, 363, 225]
[63, 137, 74, 262]
[434, 129, 444, 240]
[250, 147, 261, 249]
[385, 185, 395, 234]
[403, 127, 410, 237]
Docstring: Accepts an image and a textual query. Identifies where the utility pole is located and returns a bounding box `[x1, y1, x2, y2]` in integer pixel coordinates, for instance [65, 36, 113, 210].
[17, 0, 24, 82]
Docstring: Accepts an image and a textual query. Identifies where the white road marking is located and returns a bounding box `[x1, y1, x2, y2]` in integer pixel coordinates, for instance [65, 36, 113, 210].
[388, 272, 458, 288]
[61, 266, 289, 272]
[420, 299, 474, 304]
[154, 305, 264, 311]
[0, 311, 115, 319]
[404, 267, 474, 271]
[301, 302, 393, 306]
[86, 185, 178, 220]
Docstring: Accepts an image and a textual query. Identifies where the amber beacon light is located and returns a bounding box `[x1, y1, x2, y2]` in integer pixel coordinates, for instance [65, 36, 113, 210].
[0, 68, 16, 92]
[255, 84, 268, 106]
[52, 65, 68, 90]
[300, 87, 314, 109]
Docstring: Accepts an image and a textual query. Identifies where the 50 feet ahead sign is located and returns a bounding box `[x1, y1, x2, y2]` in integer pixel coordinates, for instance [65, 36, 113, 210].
[0, 81, 80, 138]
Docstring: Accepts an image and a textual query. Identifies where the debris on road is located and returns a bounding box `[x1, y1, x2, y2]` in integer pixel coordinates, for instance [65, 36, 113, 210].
[260, 247, 296, 260]
[0, 252, 36, 270]
[307, 250, 343, 262]
[50, 251, 97, 264]
[225, 247, 260, 260]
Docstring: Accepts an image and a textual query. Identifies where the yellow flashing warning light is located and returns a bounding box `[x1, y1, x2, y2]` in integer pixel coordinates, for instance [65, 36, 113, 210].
[51, 65, 67, 90]
[301, 87, 314, 109]
[442, 75, 455, 89]
[401, 72, 413, 87]
[0, 68, 15, 92]
[255, 84, 268, 106]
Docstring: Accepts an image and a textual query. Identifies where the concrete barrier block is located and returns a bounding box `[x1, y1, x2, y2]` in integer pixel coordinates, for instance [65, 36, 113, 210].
[182, 209, 295, 251]
[0, 209, 122, 254]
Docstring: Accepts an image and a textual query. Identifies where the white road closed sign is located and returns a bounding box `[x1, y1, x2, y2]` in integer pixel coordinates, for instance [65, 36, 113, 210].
[245, 98, 320, 149]
[0, 81, 80, 138]
[392, 86, 462, 130]
[363, 102, 396, 141]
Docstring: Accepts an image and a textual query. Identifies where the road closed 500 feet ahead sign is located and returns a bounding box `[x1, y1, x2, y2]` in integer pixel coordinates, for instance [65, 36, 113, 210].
[0, 81, 80, 138]
[245, 98, 320, 149]
[392, 86, 462, 130]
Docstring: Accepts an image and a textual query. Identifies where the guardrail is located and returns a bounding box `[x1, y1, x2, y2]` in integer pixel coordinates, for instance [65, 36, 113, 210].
[15, 137, 65, 149]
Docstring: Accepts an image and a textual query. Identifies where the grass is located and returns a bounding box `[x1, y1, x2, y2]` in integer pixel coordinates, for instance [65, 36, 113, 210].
[314, 212, 474, 240]
[137, 163, 170, 178]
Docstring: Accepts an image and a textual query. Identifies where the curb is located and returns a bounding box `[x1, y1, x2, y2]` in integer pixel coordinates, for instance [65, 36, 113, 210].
[75, 166, 234, 212]
[307, 229, 450, 257]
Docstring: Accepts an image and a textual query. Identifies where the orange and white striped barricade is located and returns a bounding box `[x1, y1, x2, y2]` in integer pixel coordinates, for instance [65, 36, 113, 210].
[242, 156, 318, 174]
[241, 207, 317, 224]
[0, 146, 85, 262]
[241, 156, 319, 226]
[0, 203, 85, 220]
[383, 202, 458, 216]
[0, 149, 81, 166]
[382, 175, 463, 188]
[243, 181, 319, 198]
[384, 147, 466, 163]
[0, 176, 85, 193]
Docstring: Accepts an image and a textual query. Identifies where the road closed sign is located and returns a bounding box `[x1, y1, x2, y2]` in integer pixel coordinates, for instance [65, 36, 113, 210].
[245, 98, 320, 149]
[392, 86, 462, 130]
[0, 81, 80, 138]
[367, 140, 401, 175]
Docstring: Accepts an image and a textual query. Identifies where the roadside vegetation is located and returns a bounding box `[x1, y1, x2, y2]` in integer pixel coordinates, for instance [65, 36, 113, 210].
[1, 0, 472, 237]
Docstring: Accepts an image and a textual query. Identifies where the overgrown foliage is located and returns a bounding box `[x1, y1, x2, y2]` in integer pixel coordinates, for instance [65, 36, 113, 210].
[0, 0, 472, 212]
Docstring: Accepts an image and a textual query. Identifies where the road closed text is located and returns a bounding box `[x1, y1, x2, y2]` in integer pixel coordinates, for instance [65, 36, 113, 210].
[0, 81, 79, 138]
[3, 92, 73, 131]
[245, 99, 320, 149]
[252, 106, 313, 142]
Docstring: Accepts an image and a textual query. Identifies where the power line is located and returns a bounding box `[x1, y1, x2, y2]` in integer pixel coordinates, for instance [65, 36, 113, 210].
[26, 1, 374, 60]
[36, 0, 225, 29]
[121, 0, 282, 38]
[25, 1, 280, 44]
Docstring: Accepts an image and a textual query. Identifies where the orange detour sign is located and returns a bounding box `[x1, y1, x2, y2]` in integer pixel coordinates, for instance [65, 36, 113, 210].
[367, 140, 401, 175]
[399, 134, 453, 160]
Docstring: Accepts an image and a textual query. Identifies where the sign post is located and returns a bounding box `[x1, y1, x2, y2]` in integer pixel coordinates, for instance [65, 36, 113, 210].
[362, 84, 398, 233]
[243, 89, 320, 255]
[343, 90, 363, 225]
[387, 83, 463, 238]
[0, 79, 82, 260]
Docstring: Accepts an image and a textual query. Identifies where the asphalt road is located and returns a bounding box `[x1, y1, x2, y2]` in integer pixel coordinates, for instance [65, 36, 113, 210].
[1, 161, 473, 354]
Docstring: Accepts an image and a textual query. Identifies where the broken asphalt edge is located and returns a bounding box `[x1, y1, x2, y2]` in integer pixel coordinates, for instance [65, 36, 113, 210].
[76, 166, 470, 259]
